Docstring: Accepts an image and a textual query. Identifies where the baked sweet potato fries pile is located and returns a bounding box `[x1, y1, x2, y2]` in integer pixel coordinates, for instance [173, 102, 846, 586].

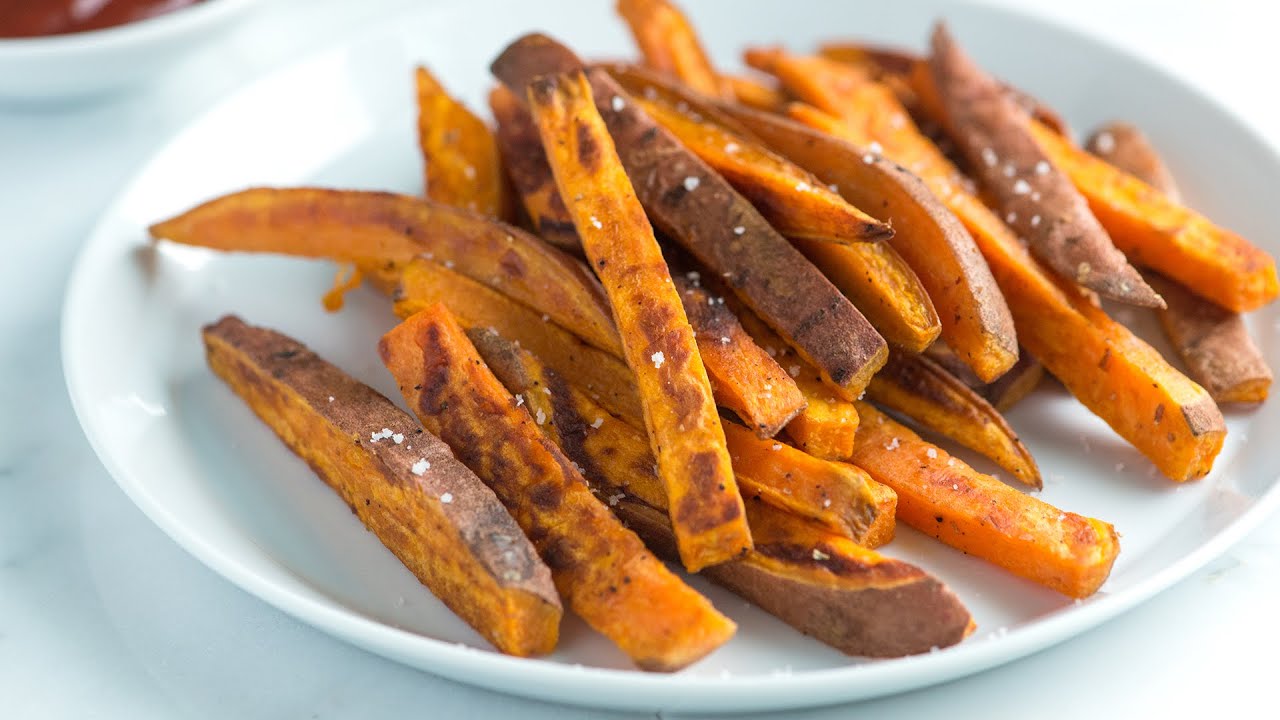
[151, 0, 1275, 670]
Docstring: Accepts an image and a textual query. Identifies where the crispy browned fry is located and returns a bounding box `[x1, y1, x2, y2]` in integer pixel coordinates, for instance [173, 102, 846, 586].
[631, 92, 893, 245]
[927, 26, 1161, 307]
[926, 342, 1045, 411]
[203, 316, 561, 656]
[394, 259, 643, 426]
[526, 69, 750, 572]
[763, 52, 1227, 481]
[415, 66, 510, 218]
[615, 0, 724, 97]
[489, 86, 583, 253]
[866, 352, 1041, 487]
[149, 188, 620, 355]
[1084, 124, 1272, 404]
[468, 327, 889, 545]
[819, 42, 1073, 136]
[469, 327, 969, 656]
[1146, 273, 1273, 403]
[492, 34, 889, 397]
[852, 403, 1120, 598]
[379, 304, 735, 671]
[1085, 123, 1180, 202]
[724, 74, 787, 111]
[715, 102, 1017, 381]
[673, 273, 806, 437]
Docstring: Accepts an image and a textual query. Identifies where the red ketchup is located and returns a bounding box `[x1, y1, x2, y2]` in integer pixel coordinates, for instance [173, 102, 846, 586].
[0, 0, 205, 38]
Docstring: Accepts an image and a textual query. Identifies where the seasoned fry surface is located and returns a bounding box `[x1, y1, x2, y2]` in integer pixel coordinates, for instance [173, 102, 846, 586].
[526, 69, 751, 572]
[203, 316, 561, 656]
[415, 66, 509, 218]
[380, 305, 736, 671]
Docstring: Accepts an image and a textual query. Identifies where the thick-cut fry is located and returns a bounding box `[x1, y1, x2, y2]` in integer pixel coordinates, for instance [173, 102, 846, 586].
[149, 188, 620, 355]
[467, 327, 891, 545]
[468, 327, 967, 656]
[851, 402, 1120, 598]
[526, 69, 750, 572]
[673, 273, 806, 437]
[715, 102, 1017, 381]
[1146, 272, 1273, 404]
[1084, 123, 1273, 404]
[866, 352, 1040, 487]
[818, 42, 1073, 136]
[489, 86, 582, 253]
[394, 259, 643, 426]
[415, 66, 510, 218]
[379, 305, 735, 671]
[724, 74, 787, 111]
[203, 316, 561, 657]
[491, 34, 889, 397]
[615, 0, 724, 97]
[926, 342, 1045, 411]
[763, 52, 1228, 481]
[928, 26, 1162, 307]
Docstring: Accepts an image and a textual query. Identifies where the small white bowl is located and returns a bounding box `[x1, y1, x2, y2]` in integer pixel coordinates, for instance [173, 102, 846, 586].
[0, 0, 260, 101]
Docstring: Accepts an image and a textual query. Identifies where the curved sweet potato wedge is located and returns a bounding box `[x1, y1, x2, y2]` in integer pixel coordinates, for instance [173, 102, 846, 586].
[492, 34, 888, 398]
[866, 352, 1040, 487]
[714, 102, 1017, 381]
[764, 53, 1226, 481]
[615, 0, 725, 97]
[148, 187, 621, 356]
[489, 85, 583, 253]
[380, 304, 735, 671]
[852, 402, 1120, 598]
[468, 327, 968, 657]
[415, 66, 510, 219]
[928, 25, 1161, 308]
[204, 316, 561, 657]
[394, 259, 644, 426]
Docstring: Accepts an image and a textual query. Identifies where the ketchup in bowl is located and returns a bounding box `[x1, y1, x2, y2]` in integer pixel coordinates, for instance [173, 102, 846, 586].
[0, 0, 205, 38]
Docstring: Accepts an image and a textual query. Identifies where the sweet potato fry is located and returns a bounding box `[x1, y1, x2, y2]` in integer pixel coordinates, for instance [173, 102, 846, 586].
[928, 26, 1162, 307]
[149, 188, 620, 355]
[467, 328, 968, 656]
[1085, 124, 1272, 404]
[379, 305, 735, 671]
[634, 96, 893, 244]
[615, 0, 724, 97]
[851, 402, 1120, 598]
[394, 259, 643, 426]
[1146, 272, 1273, 404]
[714, 102, 1017, 380]
[926, 342, 1045, 412]
[724, 74, 787, 112]
[1029, 120, 1279, 313]
[467, 327, 890, 545]
[763, 53, 1227, 480]
[526, 69, 750, 572]
[492, 35, 889, 397]
[489, 86, 582, 253]
[203, 316, 561, 657]
[865, 352, 1040, 487]
[673, 272, 806, 437]
[415, 66, 510, 218]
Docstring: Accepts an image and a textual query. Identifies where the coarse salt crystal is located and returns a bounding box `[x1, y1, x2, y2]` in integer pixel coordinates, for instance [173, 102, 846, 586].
[981, 147, 998, 167]
[535, 409, 547, 425]
[590, 215, 603, 229]
[953, 483, 959, 490]
[788, 365, 800, 377]
[812, 548, 830, 561]
[822, 498, 831, 508]
[440, 492, 453, 504]
[1095, 131, 1115, 153]
[327, 395, 334, 403]
[1006, 211, 1018, 223]
[608, 492, 625, 506]
[724, 142, 740, 153]
[885, 437, 900, 451]
[828, 183, 839, 193]
[411, 459, 430, 475]
[683, 176, 701, 192]
[733, 226, 745, 235]
[1034, 160, 1051, 175]
[611, 95, 625, 112]
[515, 394, 524, 407]
[1003, 163, 1016, 177]
[720, 336, 731, 344]
[795, 181, 812, 192]
[926, 448, 938, 459]
[392, 433, 404, 444]
[772, 443, 783, 451]
[862, 153, 876, 164]
[443, 259, 455, 269]
[1012, 179, 1031, 195]
[1031, 214, 1041, 227]
[651, 351, 665, 368]
[867, 141, 883, 154]
[591, 417, 604, 429]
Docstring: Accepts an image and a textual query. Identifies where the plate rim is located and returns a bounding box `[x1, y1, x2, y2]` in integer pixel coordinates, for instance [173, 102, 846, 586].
[60, 0, 1280, 712]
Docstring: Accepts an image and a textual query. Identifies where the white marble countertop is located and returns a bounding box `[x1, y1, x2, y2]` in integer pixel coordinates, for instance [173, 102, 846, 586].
[3, 0, 1279, 717]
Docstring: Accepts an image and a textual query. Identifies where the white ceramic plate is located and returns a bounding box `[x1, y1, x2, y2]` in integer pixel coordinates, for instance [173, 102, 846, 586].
[62, 0, 1280, 713]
